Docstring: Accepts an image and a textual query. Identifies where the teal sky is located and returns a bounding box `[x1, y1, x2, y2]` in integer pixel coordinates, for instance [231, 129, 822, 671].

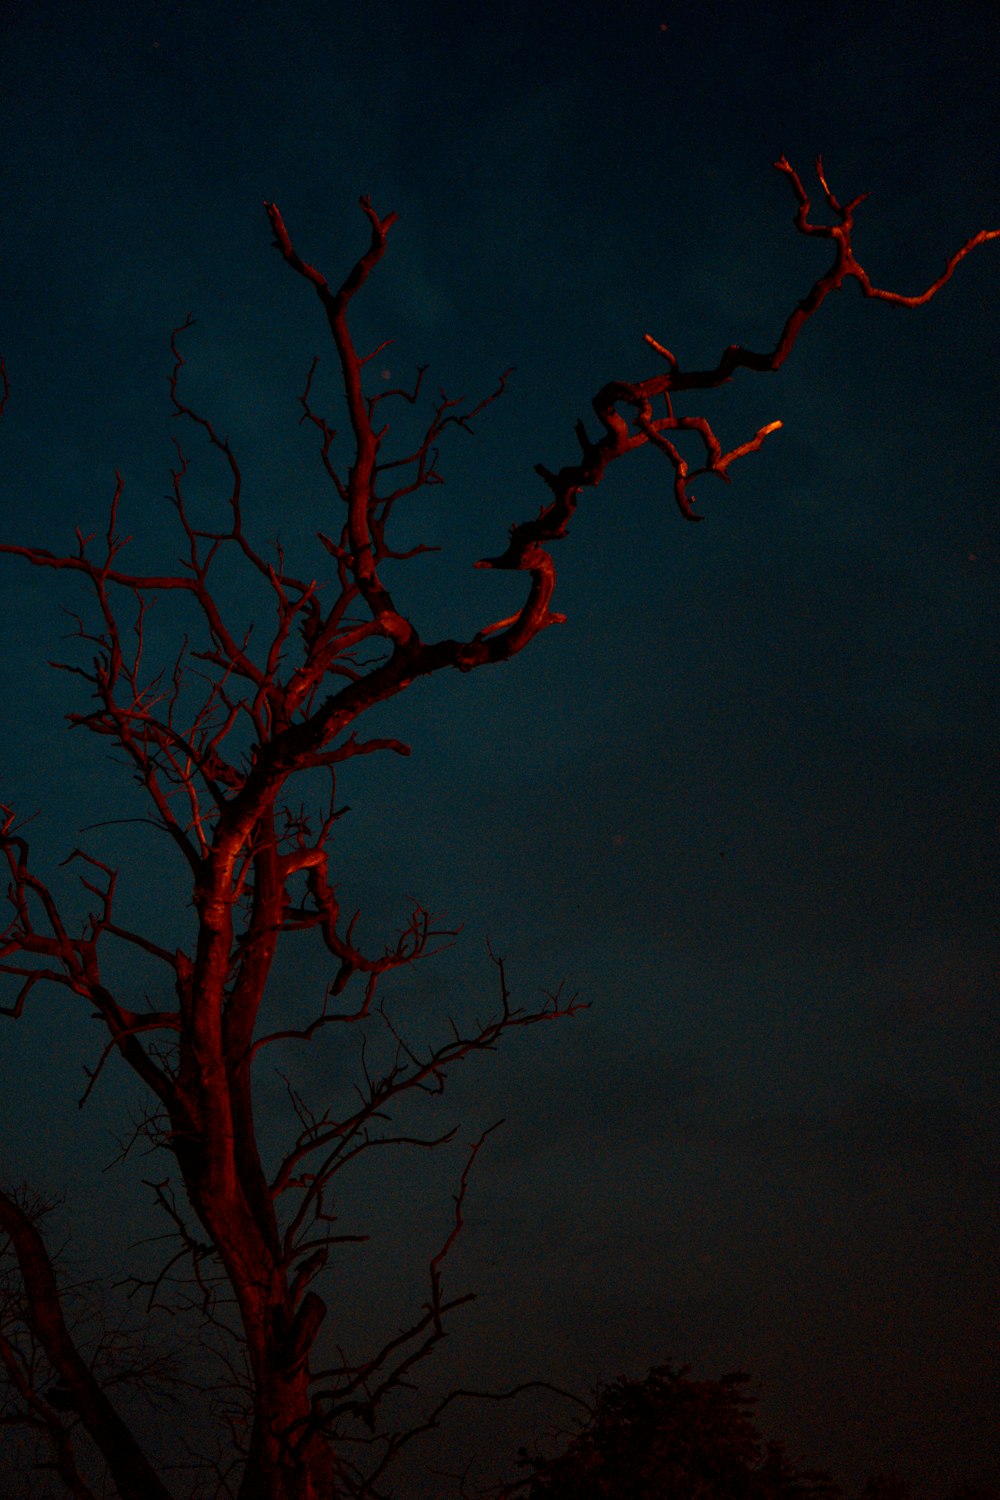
[1, 3, 998, 1495]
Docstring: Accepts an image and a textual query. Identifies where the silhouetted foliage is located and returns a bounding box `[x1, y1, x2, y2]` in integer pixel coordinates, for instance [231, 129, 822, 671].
[514, 1363, 839, 1500]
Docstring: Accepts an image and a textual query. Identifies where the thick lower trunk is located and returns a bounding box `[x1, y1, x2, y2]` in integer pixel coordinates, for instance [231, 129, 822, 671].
[193, 1190, 331, 1499]
[236, 1381, 336, 1500]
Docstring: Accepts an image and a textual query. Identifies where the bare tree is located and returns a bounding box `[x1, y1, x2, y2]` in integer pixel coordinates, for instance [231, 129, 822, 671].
[0, 161, 996, 1500]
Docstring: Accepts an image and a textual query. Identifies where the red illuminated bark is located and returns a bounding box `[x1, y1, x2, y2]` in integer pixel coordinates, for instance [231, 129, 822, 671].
[0, 161, 996, 1498]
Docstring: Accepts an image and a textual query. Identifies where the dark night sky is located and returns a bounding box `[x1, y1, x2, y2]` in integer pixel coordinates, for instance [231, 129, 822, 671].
[1, 2, 998, 1495]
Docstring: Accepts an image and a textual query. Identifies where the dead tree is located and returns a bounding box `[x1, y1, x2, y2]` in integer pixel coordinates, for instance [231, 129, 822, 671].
[0, 161, 996, 1500]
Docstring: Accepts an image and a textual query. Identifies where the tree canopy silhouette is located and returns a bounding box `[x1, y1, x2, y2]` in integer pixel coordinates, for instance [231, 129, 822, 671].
[513, 1362, 839, 1500]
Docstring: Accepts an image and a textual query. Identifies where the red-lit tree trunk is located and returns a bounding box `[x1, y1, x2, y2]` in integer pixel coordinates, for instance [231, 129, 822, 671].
[0, 162, 996, 1499]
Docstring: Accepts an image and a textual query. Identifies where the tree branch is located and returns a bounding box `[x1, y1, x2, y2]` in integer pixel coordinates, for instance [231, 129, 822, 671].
[0, 1190, 175, 1500]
